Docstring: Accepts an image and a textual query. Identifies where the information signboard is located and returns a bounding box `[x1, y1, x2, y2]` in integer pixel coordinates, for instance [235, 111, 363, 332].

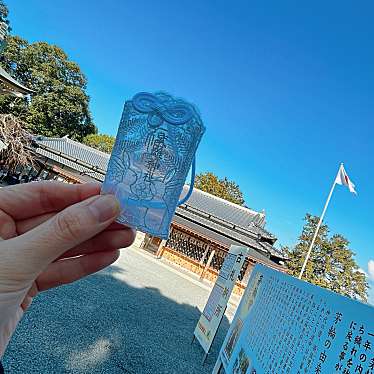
[214, 264, 374, 374]
[194, 245, 248, 355]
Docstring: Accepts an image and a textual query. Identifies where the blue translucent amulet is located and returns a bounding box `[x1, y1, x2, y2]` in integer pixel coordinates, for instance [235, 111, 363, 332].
[102, 92, 205, 239]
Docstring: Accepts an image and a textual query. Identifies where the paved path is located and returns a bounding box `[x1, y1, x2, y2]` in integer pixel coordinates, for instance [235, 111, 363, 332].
[3, 246, 236, 373]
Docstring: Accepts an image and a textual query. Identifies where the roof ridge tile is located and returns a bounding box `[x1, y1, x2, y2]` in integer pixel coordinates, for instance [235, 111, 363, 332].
[65, 137, 111, 158]
[192, 186, 262, 217]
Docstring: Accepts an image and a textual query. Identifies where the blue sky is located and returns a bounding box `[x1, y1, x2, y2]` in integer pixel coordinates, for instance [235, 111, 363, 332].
[8, 1, 374, 302]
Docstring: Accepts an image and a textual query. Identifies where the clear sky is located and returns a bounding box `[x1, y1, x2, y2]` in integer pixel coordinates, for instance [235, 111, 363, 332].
[8, 0, 374, 302]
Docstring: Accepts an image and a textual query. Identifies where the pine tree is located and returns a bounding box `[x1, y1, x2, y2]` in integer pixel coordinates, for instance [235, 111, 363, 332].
[284, 214, 368, 301]
[194, 172, 245, 205]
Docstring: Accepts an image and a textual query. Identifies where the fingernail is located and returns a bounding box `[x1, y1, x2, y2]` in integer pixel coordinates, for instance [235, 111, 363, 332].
[88, 195, 121, 223]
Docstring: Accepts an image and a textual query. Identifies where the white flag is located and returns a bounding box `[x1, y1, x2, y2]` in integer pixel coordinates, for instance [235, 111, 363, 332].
[335, 164, 357, 194]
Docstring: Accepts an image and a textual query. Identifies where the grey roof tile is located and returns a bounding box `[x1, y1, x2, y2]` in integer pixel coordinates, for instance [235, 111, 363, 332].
[175, 207, 268, 254]
[259, 241, 287, 259]
[172, 214, 280, 267]
[0, 65, 35, 95]
[181, 185, 262, 228]
[34, 136, 108, 181]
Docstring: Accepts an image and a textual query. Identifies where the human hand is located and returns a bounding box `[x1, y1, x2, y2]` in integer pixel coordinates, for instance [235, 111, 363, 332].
[0, 181, 135, 357]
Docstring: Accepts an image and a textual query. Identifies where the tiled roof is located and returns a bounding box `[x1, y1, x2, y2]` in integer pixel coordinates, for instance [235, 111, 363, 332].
[34, 136, 108, 181]
[0, 65, 35, 96]
[180, 185, 263, 228]
[174, 203, 287, 261]
[174, 208, 268, 254]
[259, 241, 287, 259]
[33, 136, 284, 260]
[255, 226, 276, 242]
[172, 214, 281, 268]
[180, 186, 276, 242]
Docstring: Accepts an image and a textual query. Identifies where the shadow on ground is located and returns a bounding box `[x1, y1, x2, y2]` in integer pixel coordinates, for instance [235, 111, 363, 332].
[3, 265, 230, 374]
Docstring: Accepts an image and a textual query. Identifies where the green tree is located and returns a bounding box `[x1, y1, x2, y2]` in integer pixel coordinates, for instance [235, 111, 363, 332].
[0, 1, 10, 27]
[194, 172, 245, 205]
[0, 1, 10, 30]
[82, 133, 115, 153]
[0, 36, 95, 140]
[284, 214, 368, 302]
[0, 1, 8, 17]
[0, 1, 10, 52]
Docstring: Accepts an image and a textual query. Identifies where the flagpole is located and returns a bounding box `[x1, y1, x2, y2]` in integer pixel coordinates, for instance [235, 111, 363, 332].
[298, 164, 342, 279]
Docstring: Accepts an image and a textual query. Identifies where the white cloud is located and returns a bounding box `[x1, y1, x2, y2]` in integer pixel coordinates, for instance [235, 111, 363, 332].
[368, 260, 374, 282]
[368, 284, 374, 306]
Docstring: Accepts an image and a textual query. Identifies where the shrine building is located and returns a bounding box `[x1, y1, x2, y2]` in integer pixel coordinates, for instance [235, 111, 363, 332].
[13, 136, 287, 294]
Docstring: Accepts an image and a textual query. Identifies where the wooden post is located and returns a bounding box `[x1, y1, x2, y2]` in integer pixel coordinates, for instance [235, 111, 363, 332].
[156, 239, 167, 259]
[199, 244, 210, 270]
[200, 249, 215, 281]
[142, 235, 152, 250]
[35, 164, 44, 178]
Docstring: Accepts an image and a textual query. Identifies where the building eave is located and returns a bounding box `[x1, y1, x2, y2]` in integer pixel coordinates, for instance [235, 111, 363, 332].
[0, 65, 35, 96]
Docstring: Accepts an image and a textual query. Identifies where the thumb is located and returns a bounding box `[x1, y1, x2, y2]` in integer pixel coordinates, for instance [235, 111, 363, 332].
[9, 194, 121, 274]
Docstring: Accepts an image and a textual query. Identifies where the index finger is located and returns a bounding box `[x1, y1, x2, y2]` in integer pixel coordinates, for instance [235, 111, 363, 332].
[0, 181, 101, 220]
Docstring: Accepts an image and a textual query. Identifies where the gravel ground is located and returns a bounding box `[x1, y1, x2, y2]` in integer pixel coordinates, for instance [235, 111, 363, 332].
[3, 246, 235, 373]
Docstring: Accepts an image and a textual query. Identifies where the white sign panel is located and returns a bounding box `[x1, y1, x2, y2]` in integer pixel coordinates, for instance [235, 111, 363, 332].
[216, 264, 374, 374]
[194, 245, 248, 354]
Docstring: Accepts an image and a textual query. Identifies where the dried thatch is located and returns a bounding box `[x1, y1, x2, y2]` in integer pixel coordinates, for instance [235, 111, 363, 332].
[0, 113, 34, 171]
